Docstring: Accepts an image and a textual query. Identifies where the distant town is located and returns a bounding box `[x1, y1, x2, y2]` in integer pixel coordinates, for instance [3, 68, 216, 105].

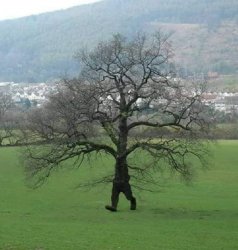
[1, 81, 238, 114]
[0, 82, 57, 108]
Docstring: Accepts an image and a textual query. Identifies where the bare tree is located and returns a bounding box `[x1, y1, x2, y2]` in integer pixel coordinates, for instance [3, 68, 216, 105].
[21, 33, 211, 212]
[0, 93, 18, 146]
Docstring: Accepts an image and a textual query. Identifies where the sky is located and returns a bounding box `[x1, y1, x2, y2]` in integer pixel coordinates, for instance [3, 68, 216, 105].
[0, 0, 101, 21]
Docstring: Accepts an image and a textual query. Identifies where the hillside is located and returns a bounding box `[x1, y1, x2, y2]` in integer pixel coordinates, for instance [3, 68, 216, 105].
[0, 0, 237, 82]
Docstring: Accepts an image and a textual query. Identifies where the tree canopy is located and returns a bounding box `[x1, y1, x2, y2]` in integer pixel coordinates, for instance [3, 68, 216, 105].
[21, 33, 211, 211]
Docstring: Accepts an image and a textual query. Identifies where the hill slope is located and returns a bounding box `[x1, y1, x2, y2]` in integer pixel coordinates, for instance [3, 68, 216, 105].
[0, 0, 237, 82]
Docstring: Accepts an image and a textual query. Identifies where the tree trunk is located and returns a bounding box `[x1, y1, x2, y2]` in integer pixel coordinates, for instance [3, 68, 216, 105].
[106, 113, 136, 211]
[109, 158, 136, 210]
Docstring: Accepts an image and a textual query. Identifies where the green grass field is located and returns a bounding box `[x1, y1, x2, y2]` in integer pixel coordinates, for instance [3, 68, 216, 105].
[0, 141, 238, 249]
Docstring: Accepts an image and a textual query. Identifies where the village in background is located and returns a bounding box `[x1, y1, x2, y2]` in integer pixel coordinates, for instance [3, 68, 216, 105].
[1, 74, 238, 114]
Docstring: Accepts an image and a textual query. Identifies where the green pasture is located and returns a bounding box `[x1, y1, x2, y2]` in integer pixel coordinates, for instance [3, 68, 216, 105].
[0, 141, 238, 249]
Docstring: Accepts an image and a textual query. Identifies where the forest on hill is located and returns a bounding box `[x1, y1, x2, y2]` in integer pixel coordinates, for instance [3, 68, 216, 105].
[0, 0, 237, 82]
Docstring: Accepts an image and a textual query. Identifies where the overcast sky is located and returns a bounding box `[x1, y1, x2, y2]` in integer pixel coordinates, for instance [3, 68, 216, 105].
[0, 0, 101, 21]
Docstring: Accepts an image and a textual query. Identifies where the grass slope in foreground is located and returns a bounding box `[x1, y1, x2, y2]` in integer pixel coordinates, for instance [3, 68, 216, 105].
[0, 141, 238, 249]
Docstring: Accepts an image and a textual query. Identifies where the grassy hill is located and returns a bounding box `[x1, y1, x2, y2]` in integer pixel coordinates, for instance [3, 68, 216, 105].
[0, 0, 237, 82]
[0, 141, 238, 249]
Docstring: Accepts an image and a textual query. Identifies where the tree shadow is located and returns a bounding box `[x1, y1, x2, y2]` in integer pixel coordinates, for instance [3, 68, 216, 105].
[150, 207, 222, 220]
